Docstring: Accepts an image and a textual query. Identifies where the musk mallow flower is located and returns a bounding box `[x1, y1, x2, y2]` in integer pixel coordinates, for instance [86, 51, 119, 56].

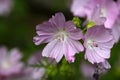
[18, 52, 46, 80]
[0, 47, 23, 76]
[33, 12, 84, 63]
[93, 0, 119, 28]
[71, 0, 119, 28]
[0, 0, 13, 16]
[83, 25, 114, 64]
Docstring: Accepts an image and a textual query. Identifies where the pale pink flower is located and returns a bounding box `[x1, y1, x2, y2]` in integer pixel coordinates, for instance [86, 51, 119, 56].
[0, 0, 13, 15]
[17, 52, 46, 80]
[0, 47, 23, 76]
[83, 25, 114, 64]
[33, 12, 84, 63]
[71, 0, 119, 28]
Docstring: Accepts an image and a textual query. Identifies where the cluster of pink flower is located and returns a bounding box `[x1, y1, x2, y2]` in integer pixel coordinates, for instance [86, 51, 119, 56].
[0, 47, 45, 80]
[33, 0, 120, 70]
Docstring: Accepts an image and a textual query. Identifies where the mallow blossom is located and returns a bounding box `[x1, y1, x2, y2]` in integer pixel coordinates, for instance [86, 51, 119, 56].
[0, 47, 23, 76]
[33, 12, 84, 63]
[71, 0, 119, 28]
[18, 51, 46, 80]
[0, 0, 13, 16]
[83, 25, 114, 64]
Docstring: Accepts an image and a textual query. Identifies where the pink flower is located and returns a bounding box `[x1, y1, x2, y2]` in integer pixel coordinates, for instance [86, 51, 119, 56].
[33, 12, 84, 63]
[0, 0, 13, 16]
[0, 47, 23, 76]
[83, 25, 114, 64]
[14, 51, 46, 80]
[71, 0, 119, 28]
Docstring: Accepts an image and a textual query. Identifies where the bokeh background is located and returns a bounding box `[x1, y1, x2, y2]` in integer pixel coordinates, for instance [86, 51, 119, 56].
[0, 0, 120, 80]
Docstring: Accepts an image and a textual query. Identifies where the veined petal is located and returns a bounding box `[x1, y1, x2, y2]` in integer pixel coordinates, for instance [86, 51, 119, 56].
[64, 42, 76, 63]
[67, 39, 84, 53]
[85, 26, 113, 43]
[98, 40, 114, 49]
[64, 21, 77, 32]
[68, 29, 83, 40]
[36, 22, 57, 33]
[33, 35, 53, 45]
[49, 12, 65, 29]
[64, 21, 83, 40]
[94, 47, 110, 58]
[85, 49, 105, 64]
[85, 49, 95, 64]
[42, 40, 64, 62]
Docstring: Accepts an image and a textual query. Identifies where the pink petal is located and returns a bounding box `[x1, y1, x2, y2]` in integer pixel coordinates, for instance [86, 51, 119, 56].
[85, 26, 113, 43]
[112, 20, 120, 42]
[98, 40, 114, 49]
[33, 35, 53, 45]
[42, 40, 64, 62]
[85, 49, 94, 64]
[90, 5, 106, 25]
[9, 48, 22, 62]
[49, 12, 65, 29]
[64, 21, 83, 40]
[67, 38, 84, 53]
[64, 42, 76, 63]
[64, 21, 77, 32]
[104, 0, 119, 28]
[94, 47, 110, 59]
[85, 49, 105, 64]
[36, 22, 57, 33]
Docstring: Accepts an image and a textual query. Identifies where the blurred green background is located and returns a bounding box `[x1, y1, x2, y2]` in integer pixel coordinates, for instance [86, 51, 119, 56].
[0, 0, 120, 80]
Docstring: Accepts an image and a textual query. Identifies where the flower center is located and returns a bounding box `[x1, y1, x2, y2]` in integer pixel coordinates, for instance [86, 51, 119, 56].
[54, 30, 68, 42]
[1, 59, 12, 69]
[87, 39, 98, 49]
[100, 8, 107, 17]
